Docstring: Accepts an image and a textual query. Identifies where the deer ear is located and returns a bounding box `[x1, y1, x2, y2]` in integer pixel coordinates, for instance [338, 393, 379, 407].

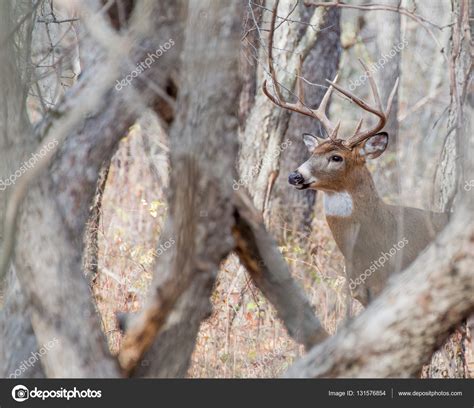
[302, 133, 318, 153]
[359, 132, 388, 159]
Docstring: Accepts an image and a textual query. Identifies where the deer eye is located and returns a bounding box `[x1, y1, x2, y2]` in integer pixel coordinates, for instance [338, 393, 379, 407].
[330, 155, 343, 162]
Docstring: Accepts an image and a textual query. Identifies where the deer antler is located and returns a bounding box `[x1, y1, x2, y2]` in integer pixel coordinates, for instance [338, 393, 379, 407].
[326, 59, 399, 148]
[262, 2, 398, 148]
[262, 0, 339, 140]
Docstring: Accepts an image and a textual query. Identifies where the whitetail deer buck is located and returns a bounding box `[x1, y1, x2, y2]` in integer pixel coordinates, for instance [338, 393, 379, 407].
[263, 6, 448, 306]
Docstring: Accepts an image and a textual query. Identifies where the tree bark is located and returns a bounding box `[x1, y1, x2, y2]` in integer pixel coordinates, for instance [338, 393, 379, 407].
[83, 161, 110, 283]
[0, 271, 44, 378]
[239, 0, 264, 124]
[363, 0, 400, 144]
[119, 0, 242, 376]
[426, 0, 473, 378]
[133, 272, 215, 377]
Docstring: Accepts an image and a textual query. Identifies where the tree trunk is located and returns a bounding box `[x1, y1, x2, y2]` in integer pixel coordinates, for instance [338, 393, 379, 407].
[427, 0, 473, 379]
[239, 0, 264, 124]
[119, 3, 331, 377]
[119, 0, 242, 376]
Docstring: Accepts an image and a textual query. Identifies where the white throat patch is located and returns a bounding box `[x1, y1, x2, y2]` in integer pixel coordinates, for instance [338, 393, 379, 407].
[323, 191, 353, 217]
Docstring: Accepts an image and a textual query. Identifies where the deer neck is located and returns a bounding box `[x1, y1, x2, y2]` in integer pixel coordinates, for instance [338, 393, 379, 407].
[323, 166, 384, 258]
[323, 166, 382, 220]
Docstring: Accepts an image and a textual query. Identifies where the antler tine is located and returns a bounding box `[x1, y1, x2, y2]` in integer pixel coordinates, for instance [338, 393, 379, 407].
[385, 77, 400, 116]
[315, 73, 339, 135]
[328, 121, 340, 141]
[352, 118, 363, 136]
[358, 59, 383, 113]
[307, 76, 339, 136]
[320, 73, 338, 110]
[326, 60, 397, 148]
[325, 78, 383, 118]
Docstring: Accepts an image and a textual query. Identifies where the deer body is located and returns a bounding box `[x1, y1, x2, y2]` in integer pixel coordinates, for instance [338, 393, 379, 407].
[263, 3, 447, 305]
[322, 173, 447, 305]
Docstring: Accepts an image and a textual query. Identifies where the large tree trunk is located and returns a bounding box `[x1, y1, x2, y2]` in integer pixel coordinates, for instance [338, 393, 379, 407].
[119, 3, 331, 376]
[119, 0, 243, 376]
[363, 0, 401, 145]
[427, 0, 473, 379]
[0, 271, 44, 378]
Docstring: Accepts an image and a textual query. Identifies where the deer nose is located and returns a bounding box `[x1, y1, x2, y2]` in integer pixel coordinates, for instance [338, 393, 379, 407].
[288, 171, 304, 185]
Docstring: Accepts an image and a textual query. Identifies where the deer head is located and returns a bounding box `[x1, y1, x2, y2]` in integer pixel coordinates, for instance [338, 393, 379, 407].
[262, 1, 398, 194]
[289, 130, 390, 192]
